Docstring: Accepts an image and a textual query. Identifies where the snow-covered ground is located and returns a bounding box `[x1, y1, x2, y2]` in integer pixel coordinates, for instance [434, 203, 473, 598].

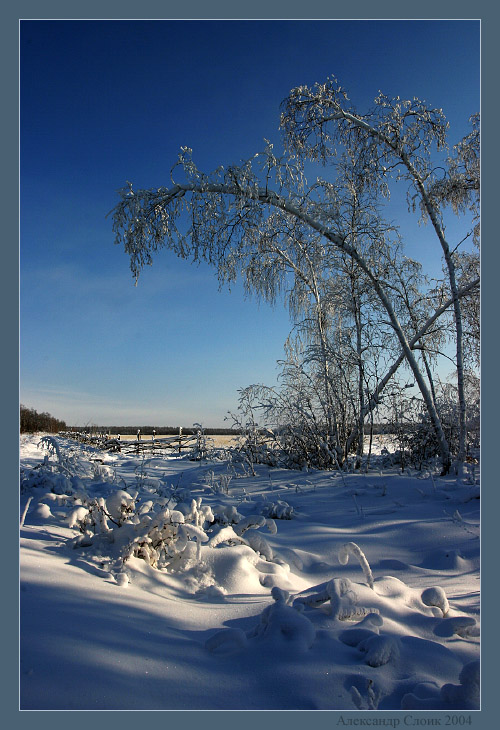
[19, 434, 480, 710]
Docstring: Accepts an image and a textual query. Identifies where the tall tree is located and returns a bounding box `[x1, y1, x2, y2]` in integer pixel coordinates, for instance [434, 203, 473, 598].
[280, 79, 479, 470]
[111, 80, 479, 474]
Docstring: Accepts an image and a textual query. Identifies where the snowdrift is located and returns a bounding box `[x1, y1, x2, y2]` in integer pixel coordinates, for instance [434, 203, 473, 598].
[20, 434, 480, 710]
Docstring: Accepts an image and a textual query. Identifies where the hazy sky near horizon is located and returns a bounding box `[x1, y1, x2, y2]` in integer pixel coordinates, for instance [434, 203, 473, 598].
[20, 19, 479, 427]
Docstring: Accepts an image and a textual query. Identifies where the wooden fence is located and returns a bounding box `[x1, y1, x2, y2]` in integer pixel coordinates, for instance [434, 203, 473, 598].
[59, 429, 202, 455]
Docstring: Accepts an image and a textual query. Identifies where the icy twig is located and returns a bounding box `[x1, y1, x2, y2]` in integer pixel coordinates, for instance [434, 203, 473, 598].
[338, 542, 374, 590]
[20, 496, 33, 527]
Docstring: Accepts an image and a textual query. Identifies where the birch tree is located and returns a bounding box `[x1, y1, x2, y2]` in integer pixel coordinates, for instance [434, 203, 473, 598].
[111, 79, 479, 474]
[280, 78, 479, 470]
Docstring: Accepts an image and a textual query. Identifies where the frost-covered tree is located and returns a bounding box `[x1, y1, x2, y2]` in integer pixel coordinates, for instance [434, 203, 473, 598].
[111, 78, 479, 474]
[280, 79, 479, 470]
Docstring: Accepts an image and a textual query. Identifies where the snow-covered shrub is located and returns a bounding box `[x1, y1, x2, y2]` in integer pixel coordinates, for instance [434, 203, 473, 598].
[189, 424, 215, 461]
[211, 504, 243, 525]
[21, 439, 82, 495]
[253, 499, 294, 519]
[328, 577, 377, 620]
[207, 518, 274, 561]
[121, 506, 209, 568]
[271, 586, 290, 604]
[207, 524, 247, 548]
[67, 506, 92, 529]
[77, 497, 112, 534]
[69, 483, 282, 574]
[233, 514, 276, 559]
[38, 435, 64, 464]
[233, 514, 267, 536]
[106, 490, 136, 525]
[92, 461, 115, 481]
[175, 497, 214, 527]
[203, 469, 233, 494]
[36, 503, 53, 519]
[37, 436, 96, 481]
[64, 483, 213, 571]
[20, 465, 73, 495]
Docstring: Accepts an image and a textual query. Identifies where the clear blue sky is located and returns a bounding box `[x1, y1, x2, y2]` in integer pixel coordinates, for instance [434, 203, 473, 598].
[20, 19, 480, 428]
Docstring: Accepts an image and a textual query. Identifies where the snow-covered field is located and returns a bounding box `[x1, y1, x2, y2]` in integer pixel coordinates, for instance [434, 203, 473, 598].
[19, 434, 480, 711]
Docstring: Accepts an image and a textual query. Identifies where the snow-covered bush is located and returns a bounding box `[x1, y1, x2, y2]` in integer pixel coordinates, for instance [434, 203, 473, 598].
[252, 499, 294, 519]
[20, 465, 72, 494]
[62, 465, 281, 573]
[175, 497, 214, 527]
[94, 501, 210, 569]
[206, 517, 275, 561]
[233, 514, 267, 535]
[106, 489, 136, 525]
[189, 424, 217, 461]
[203, 469, 232, 494]
[211, 504, 243, 524]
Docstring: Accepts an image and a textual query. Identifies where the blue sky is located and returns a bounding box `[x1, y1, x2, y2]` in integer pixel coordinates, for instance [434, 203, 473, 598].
[20, 19, 480, 428]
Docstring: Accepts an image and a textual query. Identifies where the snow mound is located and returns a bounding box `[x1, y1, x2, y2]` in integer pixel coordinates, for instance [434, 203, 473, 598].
[433, 616, 479, 638]
[248, 600, 316, 652]
[201, 544, 289, 596]
[419, 548, 469, 571]
[401, 660, 480, 710]
[20, 434, 480, 710]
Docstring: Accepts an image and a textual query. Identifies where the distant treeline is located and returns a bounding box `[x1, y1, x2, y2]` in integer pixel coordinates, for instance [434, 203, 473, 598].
[68, 423, 393, 436]
[20, 409, 394, 438]
[20, 405, 67, 434]
[68, 426, 241, 436]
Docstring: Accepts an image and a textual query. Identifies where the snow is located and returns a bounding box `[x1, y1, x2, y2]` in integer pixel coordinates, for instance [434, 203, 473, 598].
[19, 434, 480, 710]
